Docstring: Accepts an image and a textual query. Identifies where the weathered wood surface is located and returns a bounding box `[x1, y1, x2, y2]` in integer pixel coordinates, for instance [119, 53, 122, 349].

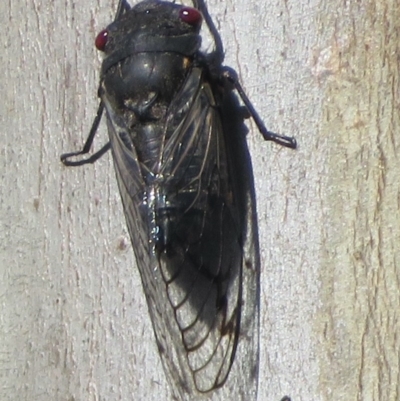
[1, 0, 399, 400]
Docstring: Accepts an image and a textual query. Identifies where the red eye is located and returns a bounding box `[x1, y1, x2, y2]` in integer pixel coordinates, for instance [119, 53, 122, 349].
[95, 29, 108, 51]
[179, 7, 202, 26]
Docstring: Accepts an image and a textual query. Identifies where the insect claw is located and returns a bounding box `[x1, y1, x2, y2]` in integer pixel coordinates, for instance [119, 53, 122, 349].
[60, 142, 111, 166]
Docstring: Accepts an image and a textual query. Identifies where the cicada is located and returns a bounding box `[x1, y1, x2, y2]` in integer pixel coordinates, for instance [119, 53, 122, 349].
[61, 1, 296, 400]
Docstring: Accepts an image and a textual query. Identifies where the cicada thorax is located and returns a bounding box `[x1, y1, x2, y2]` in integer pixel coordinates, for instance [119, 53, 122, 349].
[101, 51, 193, 167]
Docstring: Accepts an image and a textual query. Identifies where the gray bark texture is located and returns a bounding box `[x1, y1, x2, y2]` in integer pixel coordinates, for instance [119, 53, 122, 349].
[1, 0, 399, 400]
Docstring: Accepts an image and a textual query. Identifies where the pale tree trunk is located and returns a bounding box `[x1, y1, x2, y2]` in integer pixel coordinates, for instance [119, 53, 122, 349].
[1, 0, 399, 401]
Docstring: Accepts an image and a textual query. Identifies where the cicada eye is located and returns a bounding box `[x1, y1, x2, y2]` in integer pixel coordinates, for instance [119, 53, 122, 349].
[95, 29, 109, 51]
[179, 7, 202, 26]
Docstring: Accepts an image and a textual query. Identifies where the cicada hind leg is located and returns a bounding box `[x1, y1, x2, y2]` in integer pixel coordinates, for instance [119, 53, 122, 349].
[60, 102, 112, 166]
[193, 0, 297, 150]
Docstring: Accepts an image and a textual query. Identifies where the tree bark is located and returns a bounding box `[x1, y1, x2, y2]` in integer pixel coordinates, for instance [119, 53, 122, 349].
[1, 0, 399, 400]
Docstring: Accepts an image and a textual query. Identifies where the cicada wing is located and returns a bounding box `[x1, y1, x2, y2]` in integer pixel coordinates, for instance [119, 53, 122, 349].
[104, 102, 190, 401]
[102, 91, 203, 399]
[217, 89, 261, 401]
[103, 101, 151, 268]
[153, 68, 259, 400]
[103, 66, 259, 400]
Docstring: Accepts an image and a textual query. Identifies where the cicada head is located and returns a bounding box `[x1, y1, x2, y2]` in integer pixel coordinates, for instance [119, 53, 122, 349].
[95, 0, 203, 56]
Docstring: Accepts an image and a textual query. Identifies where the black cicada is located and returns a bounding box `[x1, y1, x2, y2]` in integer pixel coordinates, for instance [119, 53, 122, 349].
[61, 1, 296, 400]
